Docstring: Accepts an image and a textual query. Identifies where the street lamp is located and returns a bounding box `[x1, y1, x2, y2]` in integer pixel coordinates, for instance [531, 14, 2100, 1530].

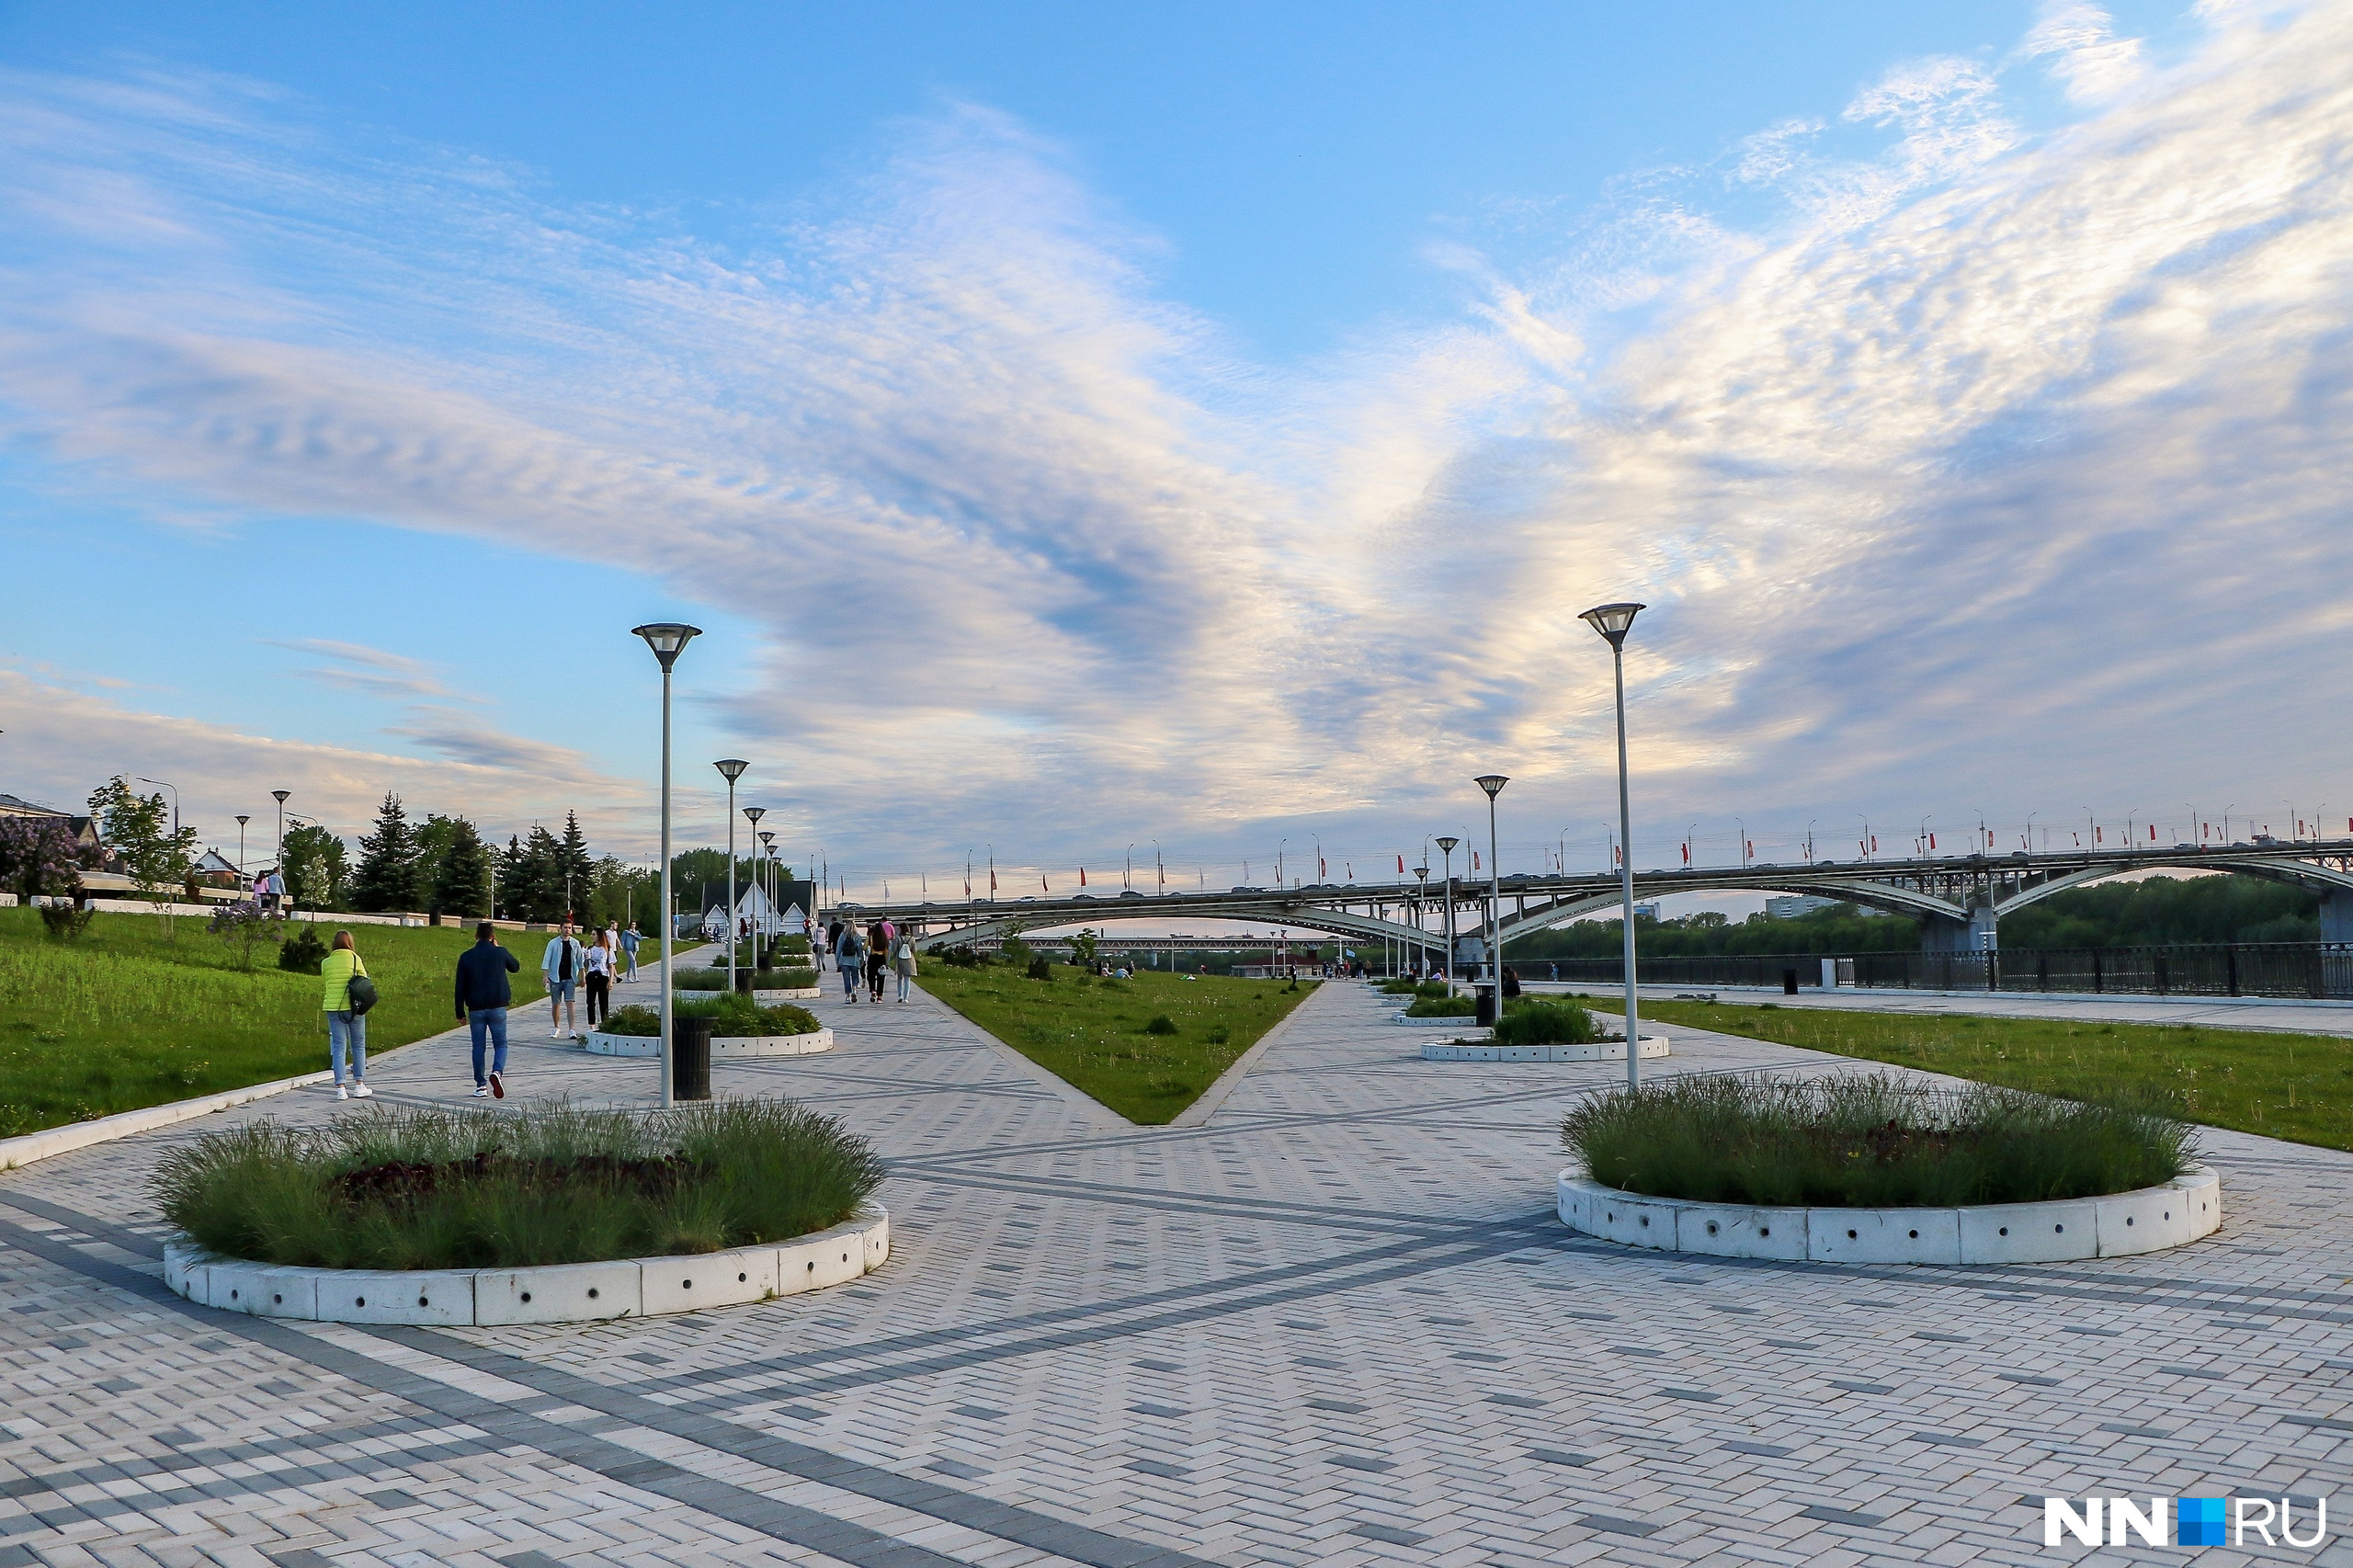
[234, 815, 250, 881]
[714, 759, 749, 986]
[1435, 835, 1460, 996]
[1412, 864, 1431, 975]
[135, 778, 180, 838]
[1474, 776, 1507, 1011]
[632, 621, 702, 1109]
[271, 790, 290, 880]
[744, 806, 767, 946]
[1579, 599, 1646, 1088]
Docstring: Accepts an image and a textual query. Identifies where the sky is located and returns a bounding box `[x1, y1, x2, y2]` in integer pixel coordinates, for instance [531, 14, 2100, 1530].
[1, 0, 2347, 905]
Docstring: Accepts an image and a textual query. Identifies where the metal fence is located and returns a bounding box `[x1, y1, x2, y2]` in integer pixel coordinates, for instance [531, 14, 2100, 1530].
[1534, 943, 2353, 1000]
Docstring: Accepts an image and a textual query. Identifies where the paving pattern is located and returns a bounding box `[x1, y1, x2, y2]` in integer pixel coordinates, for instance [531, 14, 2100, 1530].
[1529, 981, 2353, 1040]
[2, 973, 2349, 1566]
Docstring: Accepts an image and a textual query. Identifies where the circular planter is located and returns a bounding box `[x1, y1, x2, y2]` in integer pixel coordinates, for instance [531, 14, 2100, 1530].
[583, 1027, 835, 1058]
[1424, 1035, 1669, 1063]
[1557, 1166, 2219, 1265]
[1392, 1009, 1478, 1027]
[162, 1204, 889, 1325]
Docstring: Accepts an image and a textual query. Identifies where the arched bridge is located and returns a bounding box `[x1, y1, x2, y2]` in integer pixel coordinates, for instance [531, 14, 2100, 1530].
[828, 838, 2353, 957]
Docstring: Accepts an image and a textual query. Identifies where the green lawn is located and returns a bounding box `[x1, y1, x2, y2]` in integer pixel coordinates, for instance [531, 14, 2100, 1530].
[917, 965, 1315, 1123]
[1571, 993, 2353, 1153]
[0, 910, 693, 1138]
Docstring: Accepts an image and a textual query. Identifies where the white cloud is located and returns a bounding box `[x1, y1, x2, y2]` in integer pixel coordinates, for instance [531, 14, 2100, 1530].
[2, 3, 2351, 877]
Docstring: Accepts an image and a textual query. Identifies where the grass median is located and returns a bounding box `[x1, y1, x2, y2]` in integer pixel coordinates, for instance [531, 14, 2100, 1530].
[1571, 993, 2353, 1153]
[916, 965, 1314, 1122]
[0, 909, 589, 1139]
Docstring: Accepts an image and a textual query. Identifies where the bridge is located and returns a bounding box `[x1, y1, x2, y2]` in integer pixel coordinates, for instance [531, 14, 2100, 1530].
[827, 837, 2353, 960]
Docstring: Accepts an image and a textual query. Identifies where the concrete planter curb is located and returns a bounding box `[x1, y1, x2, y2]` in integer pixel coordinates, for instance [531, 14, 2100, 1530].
[0, 1071, 335, 1172]
[582, 1027, 835, 1058]
[1557, 1166, 2219, 1264]
[164, 1204, 889, 1324]
[1392, 1009, 1478, 1026]
[1424, 1036, 1670, 1063]
[752, 987, 823, 1003]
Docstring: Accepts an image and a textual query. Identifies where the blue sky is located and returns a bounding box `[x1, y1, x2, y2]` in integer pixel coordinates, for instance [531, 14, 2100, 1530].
[1, 1, 2347, 900]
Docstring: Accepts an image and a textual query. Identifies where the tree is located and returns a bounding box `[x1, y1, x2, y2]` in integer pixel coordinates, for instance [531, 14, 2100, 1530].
[556, 811, 594, 919]
[87, 776, 199, 937]
[496, 825, 565, 922]
[281, 823, 350, 911]
[352, 793, 422, 913]
[0, 816, 83, 903]
[429, 816, 493, 919]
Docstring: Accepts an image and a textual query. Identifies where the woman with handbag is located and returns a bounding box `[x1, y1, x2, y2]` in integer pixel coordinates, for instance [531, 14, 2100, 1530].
[892, 932, 917, 1003]
[321, 929, 376, 1101]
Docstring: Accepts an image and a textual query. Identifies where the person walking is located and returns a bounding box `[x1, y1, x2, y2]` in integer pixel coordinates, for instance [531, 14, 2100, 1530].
[620, 920, 642, 982]
[321, 930, 372, 1100]
[542, 916, 585, 1040]
[835, 920, 866, 1002]
[583, 927, 616, 1030]
[892, 928, 916, 1003]
[866, 920, 888, 1001]
[455, 920, 521, 1098]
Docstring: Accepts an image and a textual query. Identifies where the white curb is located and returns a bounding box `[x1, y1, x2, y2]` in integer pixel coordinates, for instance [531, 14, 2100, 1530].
[165, 1203, 889, 1324]
[0, 1071, 335, 1172]
[1557, 1166, 2220, 1264]
[582, 1027, 835, 1058]
[1423, 1036, 1670, 1062]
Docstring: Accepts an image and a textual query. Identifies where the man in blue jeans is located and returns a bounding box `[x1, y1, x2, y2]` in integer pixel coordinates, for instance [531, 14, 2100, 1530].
[455, 921, 522, 1098]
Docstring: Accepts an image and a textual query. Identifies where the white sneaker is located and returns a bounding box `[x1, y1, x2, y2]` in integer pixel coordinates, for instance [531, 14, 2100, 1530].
[334, 1084, 348, 1100]
[551, 1029, 564, 1040]
[472, 1085, 492, 1096]
[352, 1082, 373, 1098]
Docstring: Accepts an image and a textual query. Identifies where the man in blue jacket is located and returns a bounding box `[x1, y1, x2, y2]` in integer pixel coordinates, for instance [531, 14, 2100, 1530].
[455, 921, 522, 1099]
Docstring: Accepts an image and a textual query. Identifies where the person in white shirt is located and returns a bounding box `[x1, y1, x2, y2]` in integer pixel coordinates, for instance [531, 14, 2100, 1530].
[542, 916, 585, 1040]
[582, 928, 617, 1030]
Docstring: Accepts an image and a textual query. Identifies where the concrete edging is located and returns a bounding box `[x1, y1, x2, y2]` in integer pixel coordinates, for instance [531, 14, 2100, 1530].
[582, 1027, 835, 1059]
[753, 987, 823, 1002]
[0, 1071, 335, 1171]
[1556, 1165, 2221, 1264]
[1424, 1036, 1670, 1063]
[163, 1203, 889, 1324]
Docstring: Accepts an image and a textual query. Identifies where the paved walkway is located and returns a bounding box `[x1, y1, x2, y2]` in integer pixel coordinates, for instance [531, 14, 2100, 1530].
[1, 977, 2348, 1566]
[1523, 980, 2353, 1038]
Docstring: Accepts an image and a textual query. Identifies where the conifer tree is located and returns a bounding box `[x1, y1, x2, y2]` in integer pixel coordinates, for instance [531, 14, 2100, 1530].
[351, 792, 421, 913]
[430, 817, 493, 918]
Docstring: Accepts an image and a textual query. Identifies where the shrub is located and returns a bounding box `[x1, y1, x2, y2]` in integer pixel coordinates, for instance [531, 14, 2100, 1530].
[1204, 1024, 1231, 1045]
[603, 1005, 662, 1037]
[1404, 994, 1475, 1017]
[673, 967, 731, 991]
[1378, 977, 1419, 994]
[153, 1097, 883, 1270]
[776, 935, 812, 956]
[762, 967, 817, 988]
[1025, 956, 1054, 982]
[1562, 1072, 2194, 1208]
[678, 993, 821, 1036]
[39, 903, 96, 941]
[208, 900, 283, 971]
[1145, 1014, 1178, 1035]
[278, 926, 328, 974]
[1492, 998, 1598, 1046]
[933, 944, 983, 968]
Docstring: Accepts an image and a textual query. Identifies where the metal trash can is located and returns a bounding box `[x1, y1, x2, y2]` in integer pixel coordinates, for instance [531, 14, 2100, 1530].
[1474, 983, 1498, 1028]
[734, 967, 755, 995]
[1782, 968, 1800, 995]
[673, 1015, 712, 1101]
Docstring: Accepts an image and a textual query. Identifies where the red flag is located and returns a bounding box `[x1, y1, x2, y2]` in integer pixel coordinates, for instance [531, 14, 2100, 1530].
[1080, 867, 1087, 886]
[1397, 854, 1405, 873]
[1682, 843, 1690, 865]
[1928, 833, 1936, 850]
[1042, 874, 1050, 892]
[1870, 835, 1878, 853]
[1472, 850, 1480, 870]
[1319, 857, 1326, 879]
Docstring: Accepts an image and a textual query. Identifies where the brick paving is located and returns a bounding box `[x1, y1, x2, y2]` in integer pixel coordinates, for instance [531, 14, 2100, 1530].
[1, 973, 2348, 1565]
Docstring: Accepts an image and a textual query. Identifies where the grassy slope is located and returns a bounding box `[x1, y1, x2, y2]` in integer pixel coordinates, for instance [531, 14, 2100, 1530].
[0, 909, 572, 1137]
[1571, 993, 2353, 1153]
[916, 966, 1315, 1123]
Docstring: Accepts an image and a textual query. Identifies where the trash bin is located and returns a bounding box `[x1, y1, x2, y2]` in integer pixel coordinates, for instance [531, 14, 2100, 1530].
[673, 1014, 712, 1101]
[1782, 968, 1800, 995]
[1474, 983, 1499, 1028]
[734, 967, 755, 995]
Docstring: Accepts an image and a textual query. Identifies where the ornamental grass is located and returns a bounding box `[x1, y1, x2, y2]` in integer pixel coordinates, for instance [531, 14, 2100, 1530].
[1561, 1072, 2193, 1208]
[154, 1097, 882, 1271]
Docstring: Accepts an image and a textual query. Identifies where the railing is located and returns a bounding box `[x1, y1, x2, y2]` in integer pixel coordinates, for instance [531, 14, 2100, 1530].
[1531, 942, 2353, 1000]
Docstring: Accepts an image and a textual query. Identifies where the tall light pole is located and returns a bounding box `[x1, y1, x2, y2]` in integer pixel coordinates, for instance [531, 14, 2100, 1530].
[715, 759, 749, 985]
[1475, 777, 1507, 1010]
[759, 829, 777, 928]
[1579, 600, 1645, 1088]
[1413, 864, 1431, 976]
[1435, 836, 1460, 995]
[234, 815, 250, 881]
[1126, 843, 1134, 891]
[744, 806, 767, 948]
[136, 778, 180, 839]
[633, 622, 702, 1110]
[271, 790, 290, 877]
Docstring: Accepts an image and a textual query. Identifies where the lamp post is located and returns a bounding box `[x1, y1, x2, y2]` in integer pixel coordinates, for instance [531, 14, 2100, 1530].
[1413, 864, 1430, 976]
[758, 829, 777, 929]
[1474, 777, 1507, 1008]
[744, 806, 767, 946]
[715, 760, 749, 986]
[136, 778, 180, 839]
[1579, 599, 1645, 1087]
[1435, 836, 1460, 995]
[234, 815, 250, 881]
[632, 622, 702, 1110]
[271, 790, 290, 883]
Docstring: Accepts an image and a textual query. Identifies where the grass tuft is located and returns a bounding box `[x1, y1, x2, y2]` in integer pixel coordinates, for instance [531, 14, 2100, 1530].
[1492, 998, 1599, 1046]
[1562, 1071, 2193, 1207]
[153, 1096, 881, 1269]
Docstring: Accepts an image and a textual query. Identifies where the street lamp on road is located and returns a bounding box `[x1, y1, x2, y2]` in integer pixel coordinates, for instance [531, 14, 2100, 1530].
[632, 621, 702, 1109]
[744, 806, 767, 946]
[1413, 864, 1431, 977]
[271, 790, 291, 879]
[715, 760, 750, 986]
[234, 815, 250, 880]
[1435, 836, 1460, 996]
[1474, 776, 1507, 1011]
[1578, 599, 1645, 1087]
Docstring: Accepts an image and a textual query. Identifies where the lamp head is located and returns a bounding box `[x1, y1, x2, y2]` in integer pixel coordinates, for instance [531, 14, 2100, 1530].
[759, 830, 775, 846]
[631, 622, 701, 670]
[1414, 866, 1429, 881]
[743, 805, 766, 824]
[1578, 601, 1645, 649]
[714, 758, 750, 784]
[271, 790, 291, 805]
[235, 814, 250, 826]
[1436, 835, 1460, 853]
[1474, 774, 1509, 800]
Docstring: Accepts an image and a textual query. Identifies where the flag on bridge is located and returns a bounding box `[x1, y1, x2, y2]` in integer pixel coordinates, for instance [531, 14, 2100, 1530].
[1080, 867, 1087, 886]
[1397, 854, 1404, 873]
[1472, 850, 1480, 870]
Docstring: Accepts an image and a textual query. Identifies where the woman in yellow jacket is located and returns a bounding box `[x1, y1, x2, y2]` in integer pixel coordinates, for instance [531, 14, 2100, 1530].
[322, 930, 373, 1101]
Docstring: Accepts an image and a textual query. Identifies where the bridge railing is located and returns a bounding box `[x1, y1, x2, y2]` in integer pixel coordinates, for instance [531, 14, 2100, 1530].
[1532, 942, 2353, 1000]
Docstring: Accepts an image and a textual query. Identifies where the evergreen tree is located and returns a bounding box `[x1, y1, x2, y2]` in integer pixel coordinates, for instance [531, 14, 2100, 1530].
[430, 817, 493, 918]
[511, 824, 565, 921]
[351, 793, 422, 913]
[281, 823, 350, 912]
[495, 835, 527, 920]
[556, 811, 594, 919]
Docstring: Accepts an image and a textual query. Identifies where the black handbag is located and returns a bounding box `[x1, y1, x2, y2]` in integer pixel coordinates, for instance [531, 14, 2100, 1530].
[347, 971, 380, 1016]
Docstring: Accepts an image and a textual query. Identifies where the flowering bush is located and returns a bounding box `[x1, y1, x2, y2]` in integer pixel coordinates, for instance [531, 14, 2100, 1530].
[0, 816, 82, 903]
[208, 899, 286, 971]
